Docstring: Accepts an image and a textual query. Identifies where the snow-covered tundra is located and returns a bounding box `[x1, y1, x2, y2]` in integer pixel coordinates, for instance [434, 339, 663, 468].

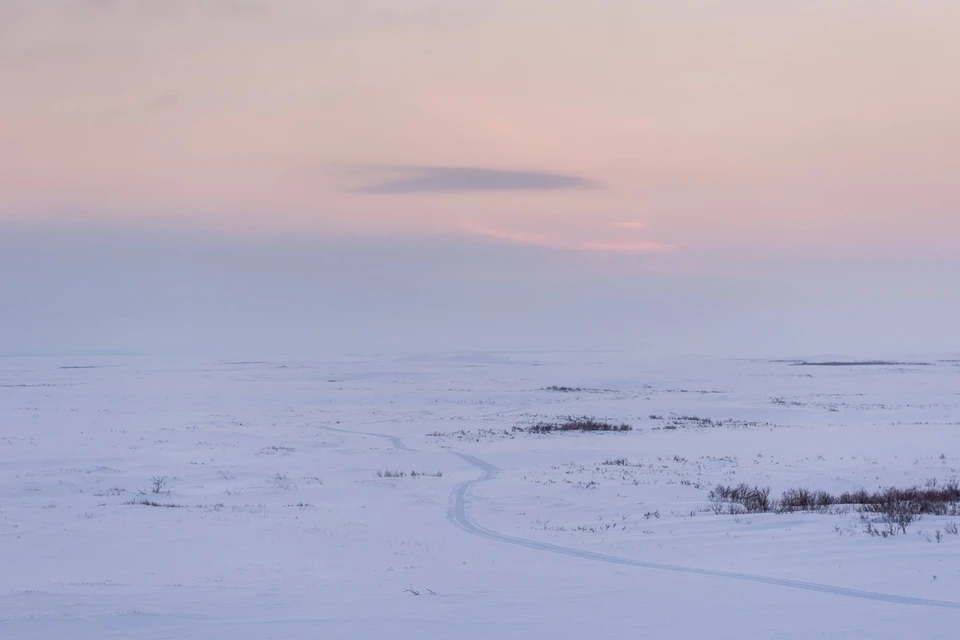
[2, 353, 959, 638]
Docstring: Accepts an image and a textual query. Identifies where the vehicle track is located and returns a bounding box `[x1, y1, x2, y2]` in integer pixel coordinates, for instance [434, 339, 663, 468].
[323, 423, 412, 452]
[324, 426, 960, 610]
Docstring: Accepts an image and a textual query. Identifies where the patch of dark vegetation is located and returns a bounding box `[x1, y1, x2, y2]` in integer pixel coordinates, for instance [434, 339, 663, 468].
[376, 469, 444, 478]
[515, 416, 632, 434]
[673, 414, 717, 426]
[770, 397, 804, 406]
[602, 457, 631, 466]
[778, 488, 837, 511]
[653, 414, 777, 431]
[542, 385, 617, 393]
[59, 365, 102, 369]
[791, 484, 960, 515]
[93, 486, 127, 497]
[409, 470, 443, 478]
[125, 498, 185, 508]
[709, 483, 772, 513]
[708, 480, 960, 533]
[259, 446, 295, 454]
[793, 360, 932, 367]
[0, 383, 63, 388]
[426, 428, 516, 442]
[427, 419, 632, 441]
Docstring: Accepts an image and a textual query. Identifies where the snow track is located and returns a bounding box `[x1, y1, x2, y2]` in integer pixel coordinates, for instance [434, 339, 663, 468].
[447, 453, 960, 610]
[327, 426, 960, 610]
[323, 423, 413, 452]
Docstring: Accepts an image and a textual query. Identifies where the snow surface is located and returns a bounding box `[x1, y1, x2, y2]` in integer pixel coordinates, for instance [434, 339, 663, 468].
[2, 353, 960, 638]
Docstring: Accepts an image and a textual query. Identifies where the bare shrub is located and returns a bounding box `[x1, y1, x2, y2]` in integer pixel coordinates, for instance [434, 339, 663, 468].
[703, 479, 959, 536]
[708, 480, 960, 526]
[708, 483, 771, 513]
[853, 483, 960, 521]
[866, 499, 920, 534]
[150, 476, 167, 494]
[778, 488, 836, 512]
[377, 469, 406, 478]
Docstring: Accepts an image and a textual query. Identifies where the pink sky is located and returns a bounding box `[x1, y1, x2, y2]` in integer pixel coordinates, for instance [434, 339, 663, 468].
[2, 1, 959, 261]
[1, 2, 960, 357]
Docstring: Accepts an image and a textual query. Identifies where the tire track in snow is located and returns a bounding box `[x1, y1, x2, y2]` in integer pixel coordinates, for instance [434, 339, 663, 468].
[447, 453, 960, 610]
[326, 426, 960, 610]
[322, 424, 412, 452]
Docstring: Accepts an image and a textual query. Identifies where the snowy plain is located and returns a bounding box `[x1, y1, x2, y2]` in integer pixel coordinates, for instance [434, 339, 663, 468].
[2, 352, 959, 639]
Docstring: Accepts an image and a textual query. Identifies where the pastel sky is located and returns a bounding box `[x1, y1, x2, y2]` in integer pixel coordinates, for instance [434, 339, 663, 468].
[1, 1, 958, 356]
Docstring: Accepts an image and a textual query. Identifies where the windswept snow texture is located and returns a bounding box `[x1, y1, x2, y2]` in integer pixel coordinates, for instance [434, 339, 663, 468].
[2, 354, 960, 638]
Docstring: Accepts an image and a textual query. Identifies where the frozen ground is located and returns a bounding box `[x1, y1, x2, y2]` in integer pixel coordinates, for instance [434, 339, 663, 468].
[2, 352, 959, 638]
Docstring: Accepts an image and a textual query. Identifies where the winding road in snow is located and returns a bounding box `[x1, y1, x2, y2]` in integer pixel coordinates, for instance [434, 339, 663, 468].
[325, 425, 960, 610]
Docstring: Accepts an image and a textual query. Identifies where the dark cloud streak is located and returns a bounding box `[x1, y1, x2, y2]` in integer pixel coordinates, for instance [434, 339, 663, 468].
[353, 166, 599, 194]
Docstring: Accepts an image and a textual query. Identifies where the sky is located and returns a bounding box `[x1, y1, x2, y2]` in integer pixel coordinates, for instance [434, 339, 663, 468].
[1, 1, 959, 357]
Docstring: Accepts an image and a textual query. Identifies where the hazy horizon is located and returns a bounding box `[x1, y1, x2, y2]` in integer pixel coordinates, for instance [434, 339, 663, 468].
[2, 220, 957, 359]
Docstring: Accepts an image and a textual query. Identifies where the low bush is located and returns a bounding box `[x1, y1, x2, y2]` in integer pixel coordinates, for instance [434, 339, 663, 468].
[706, 479, 960, 534]
[777, 482, 960, 515]
[708, 483, 772, 513]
